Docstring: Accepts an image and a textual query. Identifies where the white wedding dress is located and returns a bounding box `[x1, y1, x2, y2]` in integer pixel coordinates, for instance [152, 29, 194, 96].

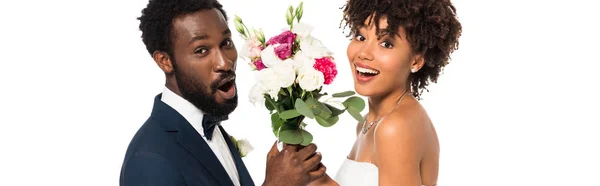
[334, 158, 436, 186]
[334, 158, 379, 186]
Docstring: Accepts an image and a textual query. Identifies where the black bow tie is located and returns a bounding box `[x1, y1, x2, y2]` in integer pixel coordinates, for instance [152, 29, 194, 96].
[202, 114, 228, 141]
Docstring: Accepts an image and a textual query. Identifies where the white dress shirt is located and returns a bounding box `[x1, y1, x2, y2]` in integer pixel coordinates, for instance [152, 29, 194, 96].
[161, 87, 241, 186]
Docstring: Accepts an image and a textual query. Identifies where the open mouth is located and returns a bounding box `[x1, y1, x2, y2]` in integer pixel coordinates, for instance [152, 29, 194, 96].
[216, 76, 236, 99]
[355, 64, 380, 77]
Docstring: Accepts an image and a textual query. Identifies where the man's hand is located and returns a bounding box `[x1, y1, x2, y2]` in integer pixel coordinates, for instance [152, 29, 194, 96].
[262, 141, 326, 186]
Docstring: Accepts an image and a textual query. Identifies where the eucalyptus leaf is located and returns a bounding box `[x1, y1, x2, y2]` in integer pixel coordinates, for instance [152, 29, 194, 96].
[279, 129, 303, 145]
[279, 109, 301, 119]
[315, 101, 332, 119]
[315, 116, 334, 127]
[347, 107, 364, 122]
[332, 91, 355, 97]
[271, 113, 283, 136]
[295, 99, 314, 118]
[300, 129, 313, 146]
[326, 115, 339, 126]
[343, 96, 366, 111]
[325, 103, 345, 116]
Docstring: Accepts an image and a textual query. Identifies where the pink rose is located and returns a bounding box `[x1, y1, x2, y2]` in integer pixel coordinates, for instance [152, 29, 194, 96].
[313, 57, 337, 85]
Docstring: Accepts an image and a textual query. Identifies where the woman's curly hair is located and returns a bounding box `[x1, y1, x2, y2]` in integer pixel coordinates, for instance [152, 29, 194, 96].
[342, 0, 462, 99]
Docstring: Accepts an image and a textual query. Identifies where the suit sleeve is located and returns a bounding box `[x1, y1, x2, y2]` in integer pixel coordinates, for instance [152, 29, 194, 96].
[121, 152, 185, 186]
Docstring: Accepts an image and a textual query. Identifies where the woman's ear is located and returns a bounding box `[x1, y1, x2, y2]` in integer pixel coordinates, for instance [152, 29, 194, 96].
[410, 54, 424, 73]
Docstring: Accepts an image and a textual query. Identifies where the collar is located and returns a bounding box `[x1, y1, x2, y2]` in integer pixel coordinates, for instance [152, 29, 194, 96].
[160, 86, 205, 135]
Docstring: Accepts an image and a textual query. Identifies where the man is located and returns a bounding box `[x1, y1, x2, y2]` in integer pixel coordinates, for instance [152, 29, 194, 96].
[119, 0, 326, 185]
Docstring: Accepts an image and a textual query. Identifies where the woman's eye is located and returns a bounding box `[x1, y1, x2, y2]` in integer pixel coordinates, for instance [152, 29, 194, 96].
[355, 34, 365, 41]
[380, 42, 393, 48]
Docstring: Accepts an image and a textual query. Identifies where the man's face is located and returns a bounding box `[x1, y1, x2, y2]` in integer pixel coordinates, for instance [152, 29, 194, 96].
[170, 8, 238, 117]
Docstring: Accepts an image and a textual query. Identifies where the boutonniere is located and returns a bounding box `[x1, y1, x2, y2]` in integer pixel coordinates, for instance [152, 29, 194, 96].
[230, 136, 254, 157]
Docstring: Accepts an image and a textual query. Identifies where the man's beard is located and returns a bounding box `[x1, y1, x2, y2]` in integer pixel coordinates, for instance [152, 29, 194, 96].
[173, 63, 238, 117]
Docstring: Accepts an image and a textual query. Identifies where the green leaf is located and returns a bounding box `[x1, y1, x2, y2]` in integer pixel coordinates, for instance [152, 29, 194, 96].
[301, 122, 308, 128]
[325, 103, 345, 116]
[315, 115, 338, 127]
[295, 98, 314, 119]
[279, 109, 301, 119]
[279, 96, 293, 111]
[316, 102, 332, 118]
[265, 96, 276, 112]
[332, 91, 355, 97]
[326, 115, 339, 126]
[279, 129, 303, 145]
[271, 113, 284, 137]
[300, 129, 312, 146]
[347, 107, 364, 123]
[343, 96, 366, 111]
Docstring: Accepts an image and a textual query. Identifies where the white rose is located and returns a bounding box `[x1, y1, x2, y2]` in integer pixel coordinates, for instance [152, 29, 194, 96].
[297, 66, 325, 91]
[237, 138, 254, 157]
[292, 22, 314, 38]
[256, 68, 281, 101]
[300, 36, 333, 59]
[273, 61, 297, 88]
[260, 44, 283, 68]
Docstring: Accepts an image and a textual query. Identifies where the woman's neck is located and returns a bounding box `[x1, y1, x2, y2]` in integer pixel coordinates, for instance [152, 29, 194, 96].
[367, 87, 410, 120]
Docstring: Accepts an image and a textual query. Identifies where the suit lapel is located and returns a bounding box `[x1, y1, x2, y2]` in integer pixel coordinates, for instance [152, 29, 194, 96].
[151, 94, 234, 186]
[176, 119, 235, 186]
[219, 126, 255, 186]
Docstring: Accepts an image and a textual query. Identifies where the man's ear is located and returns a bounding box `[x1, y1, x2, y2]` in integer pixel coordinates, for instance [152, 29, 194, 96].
[410, 54, 425, 73]
[153, 51, 174, 74]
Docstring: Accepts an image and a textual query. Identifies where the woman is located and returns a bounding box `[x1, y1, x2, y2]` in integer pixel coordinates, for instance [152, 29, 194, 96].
[310, 0, 461, 185]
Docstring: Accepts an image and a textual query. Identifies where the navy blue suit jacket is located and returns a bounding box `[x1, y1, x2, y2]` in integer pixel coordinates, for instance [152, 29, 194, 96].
[120, 94, 255, 186]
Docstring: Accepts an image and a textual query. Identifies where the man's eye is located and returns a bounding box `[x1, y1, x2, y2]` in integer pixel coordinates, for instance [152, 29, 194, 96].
[222, 39, 234, 47]
[195, 48, 208, 54]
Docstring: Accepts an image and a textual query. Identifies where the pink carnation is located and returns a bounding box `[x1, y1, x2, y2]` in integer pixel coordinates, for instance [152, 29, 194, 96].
[254, 59, 266, 71]
[313, 57, 337, 85]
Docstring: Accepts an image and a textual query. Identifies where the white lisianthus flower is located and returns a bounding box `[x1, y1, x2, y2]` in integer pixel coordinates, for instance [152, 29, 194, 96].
[297, 66, 325, 91]
[256, 68, 281, 101]
[273, 61, 297, 88]
[260, 44, 282, 68]
[291, 22, 314, 38]
[299, 36, 333, 59]
[249, 83, 267, 105]
[289, 51, 314, 73]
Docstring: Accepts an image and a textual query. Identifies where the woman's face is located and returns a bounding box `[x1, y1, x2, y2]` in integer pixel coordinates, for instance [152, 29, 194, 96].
[347, 16, 421, 98]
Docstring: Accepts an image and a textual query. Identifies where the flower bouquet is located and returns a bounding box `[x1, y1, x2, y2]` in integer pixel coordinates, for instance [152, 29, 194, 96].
[234, 2, 365, 146]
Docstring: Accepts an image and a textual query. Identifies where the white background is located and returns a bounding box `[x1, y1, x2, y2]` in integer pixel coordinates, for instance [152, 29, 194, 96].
[1, 0, 599, 185]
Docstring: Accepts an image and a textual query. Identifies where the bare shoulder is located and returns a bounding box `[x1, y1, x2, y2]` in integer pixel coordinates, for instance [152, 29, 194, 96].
[373, 98, 434, 154]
